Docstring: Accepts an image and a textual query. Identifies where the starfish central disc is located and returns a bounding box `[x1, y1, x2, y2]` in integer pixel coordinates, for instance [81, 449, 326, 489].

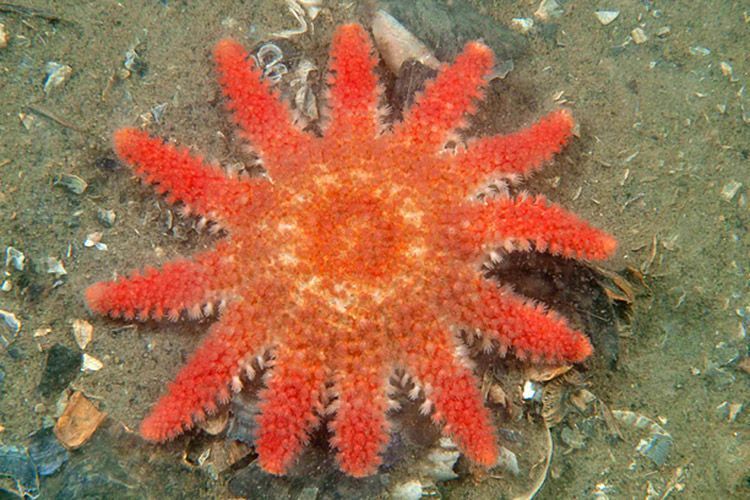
[301, 188, 405, 280]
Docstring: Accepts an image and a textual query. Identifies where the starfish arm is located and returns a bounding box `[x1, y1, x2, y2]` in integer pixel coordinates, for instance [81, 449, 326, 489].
[114, 129, 268, 223]
[324, 23, 380, 143]
[213, 39, 312, 175]
[85, 242, 236, 321]
[391, 41, 494, 151]
[457, 279, 593, 363]
[397, 312, 498, 467]
[254, 335, 327, 475]
[455, 109, 575, 188]
[328, 322, 390, 477]
[445, 194, 617, 260]
[140, 303, 266, 441]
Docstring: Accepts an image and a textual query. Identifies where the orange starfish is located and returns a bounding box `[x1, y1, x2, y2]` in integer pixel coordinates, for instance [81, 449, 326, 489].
[86, 24, 616, 477]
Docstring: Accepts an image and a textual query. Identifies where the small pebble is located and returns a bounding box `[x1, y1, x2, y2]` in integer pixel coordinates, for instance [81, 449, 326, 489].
[631, 28, 648, 44]
[97, 208, 116, 227]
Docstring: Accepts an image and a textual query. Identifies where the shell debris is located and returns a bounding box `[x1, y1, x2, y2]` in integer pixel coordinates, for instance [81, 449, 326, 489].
[84, 232, 108, 251]
[81, 353, 103, 373]
[53, 173, 87, 195]
[5, 246, 25, 271]
[720, 180, 742, 202]
[631, 27, 648, 44]
[511, 18, 534, 35]
[534, 0, 563, 22]
[0, 23, 8, 49]
[71, 319, 93, 350]
[53, 391, 107, 449]
[97, 208, 116, 228]
[0, 309, 21, 335]
[43, 62, 73, 94]
[371, 10, 440, 74]
[270, 0, 318, 39]
[45, 257, 67, 278]
[595, 10, 620, 26]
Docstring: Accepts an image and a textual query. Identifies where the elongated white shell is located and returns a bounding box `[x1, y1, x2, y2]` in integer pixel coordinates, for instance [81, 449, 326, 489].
[371, 10, 440, 74]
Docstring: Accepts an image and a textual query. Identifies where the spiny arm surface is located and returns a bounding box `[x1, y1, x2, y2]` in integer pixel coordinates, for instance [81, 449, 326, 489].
[214, 39, 313, 178]
[391, 42, 494, 151]
[454, 278, 593, 363]
[444, 195, 617, 260]
[396, 308, 498, 466]
[113, 129, 266, 224]
[455, 109, 575, 189]
[327, 320, 391, 477]
[85, 242, 237, 321]
[324, 23, 380, 142]
[140, 303, 268, 441]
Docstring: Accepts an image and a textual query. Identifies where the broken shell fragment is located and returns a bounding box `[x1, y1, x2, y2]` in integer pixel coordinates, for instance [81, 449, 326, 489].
[511, 18, 534, 35]
[371, 10, 440, 74]
[81, 353, 103, 373]
[636, 433, 672, 466]
[721, 180, 742, 201]
[0, 309, 21, 335]
[45, 257, 67, 278]
[53, 173, 87, 195]
[44, 62, 73, 94]
[631, 28, 648, 44]
[84, 232, 108, 251]
[71, 319, 93, 350]
[53, 391, 107, 449]
[97, 208, 116, 227]
[522, 380, 542, 401]
[5, 246, 25, 271]
[534, 0, 563, 22]
[18, 112, 36, 130]
[595, 10, 620, 26]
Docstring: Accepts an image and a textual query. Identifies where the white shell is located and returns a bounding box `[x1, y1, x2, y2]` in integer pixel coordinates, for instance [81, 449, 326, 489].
[595, 10, 620, 26]
[371, 10, 440, 74]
